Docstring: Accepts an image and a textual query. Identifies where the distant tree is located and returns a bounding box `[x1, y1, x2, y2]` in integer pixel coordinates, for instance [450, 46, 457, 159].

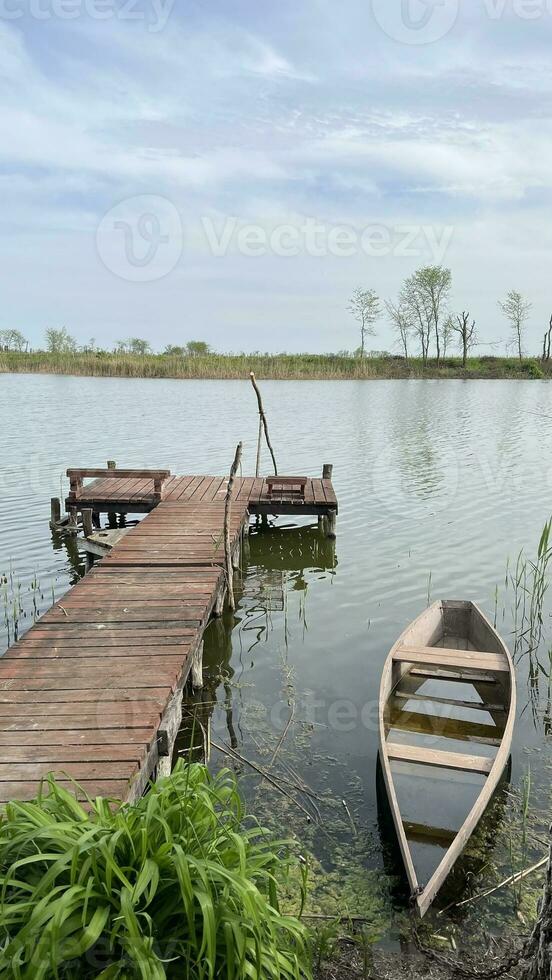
[114, 338, 152, 355]
[186, 341, 211, 357]
[348, 289, 381, 358]
[400, 276, 431, 364]
[499, 290, 532, 362]
[45, 327, 77, 354]
[450, 311, 478, 368]
[385, 299, 413, 362]
[441, 315, 454, 358]
[542, 315, 552, 363]
[164, 345, 186, 356]
[128, 338, 152, 355]
[405, 266, 452, 365]
[0, 329, 28, 352]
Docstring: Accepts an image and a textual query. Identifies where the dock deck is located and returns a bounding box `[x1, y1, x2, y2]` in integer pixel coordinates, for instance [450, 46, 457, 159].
[65, 473, 338, 517]
[1, 468, 337, 805]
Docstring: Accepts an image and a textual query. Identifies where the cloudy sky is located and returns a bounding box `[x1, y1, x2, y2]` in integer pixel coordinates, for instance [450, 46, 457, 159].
[1, 0, 551, 353]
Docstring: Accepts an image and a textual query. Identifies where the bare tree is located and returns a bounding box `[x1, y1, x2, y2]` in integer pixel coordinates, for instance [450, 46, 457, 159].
[348, 288, 381, 357]
[400, 276, 432, 364]
[450, 311, 478, 367]
[542, 315, 552, 363]
[385, 299, 413, 362]
[499, 290, 532, 362]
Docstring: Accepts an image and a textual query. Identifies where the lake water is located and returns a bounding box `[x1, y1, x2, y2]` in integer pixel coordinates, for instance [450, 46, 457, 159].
[1, 373, 551, 944]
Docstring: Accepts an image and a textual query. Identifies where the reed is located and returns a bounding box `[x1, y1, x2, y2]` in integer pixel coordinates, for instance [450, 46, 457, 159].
[0, 762, 311, 979]
[2, 351, 552, 381]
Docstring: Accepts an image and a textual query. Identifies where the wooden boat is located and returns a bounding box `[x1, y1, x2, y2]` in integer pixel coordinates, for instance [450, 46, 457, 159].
[379, 600, 516, 917]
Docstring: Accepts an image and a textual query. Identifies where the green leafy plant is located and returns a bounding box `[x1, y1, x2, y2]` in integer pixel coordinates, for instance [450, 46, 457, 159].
[0, 762, 310, 979]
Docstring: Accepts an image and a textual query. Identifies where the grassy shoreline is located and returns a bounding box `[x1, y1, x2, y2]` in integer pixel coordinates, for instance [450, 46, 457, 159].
[0, 350, 550, 380]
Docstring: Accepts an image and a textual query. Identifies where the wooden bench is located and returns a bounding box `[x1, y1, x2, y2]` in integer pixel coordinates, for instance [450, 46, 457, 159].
[265, 476, 308, 500]
[67, 468, 171, 503]
[394, 645, 509, 675]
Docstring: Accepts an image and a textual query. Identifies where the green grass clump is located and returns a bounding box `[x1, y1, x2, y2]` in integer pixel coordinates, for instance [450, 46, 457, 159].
[0, 762, 310, 979]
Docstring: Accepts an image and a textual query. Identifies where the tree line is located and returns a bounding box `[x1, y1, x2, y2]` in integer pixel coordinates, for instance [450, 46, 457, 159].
[349, 265, 546, 365]
[0, 328, 212, 357]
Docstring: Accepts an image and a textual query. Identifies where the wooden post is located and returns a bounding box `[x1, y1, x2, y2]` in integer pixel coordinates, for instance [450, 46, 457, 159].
[68, 507, 78, 533]
[255, 416, 263, 477]
[50, 497, 61, 526]
[214, 588, 225, 617]
[224, 442, 243, 612]
[82, 509, 93, 537]
[191, 641, 204, 690]
[322, 464, 336, 538]
[242, 524, 250, 563]
[250, 372, 278, 475]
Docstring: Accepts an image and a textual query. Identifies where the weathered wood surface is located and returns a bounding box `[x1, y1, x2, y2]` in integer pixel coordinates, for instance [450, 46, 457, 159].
[65, 474, 338, 514]
[0, 498, 246, 805]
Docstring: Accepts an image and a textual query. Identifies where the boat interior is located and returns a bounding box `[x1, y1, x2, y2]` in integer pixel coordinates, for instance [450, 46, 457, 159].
[383, 601, 513, 892]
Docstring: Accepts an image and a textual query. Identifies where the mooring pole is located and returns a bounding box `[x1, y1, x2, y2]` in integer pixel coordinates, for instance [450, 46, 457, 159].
[82, 509, 94, 537]
[322, 463, 336, 539]
[250, 372, 277, 476]
[224, 442, 243, 612]
[50, 497, 61, 527]
[107, 461, 118, 528]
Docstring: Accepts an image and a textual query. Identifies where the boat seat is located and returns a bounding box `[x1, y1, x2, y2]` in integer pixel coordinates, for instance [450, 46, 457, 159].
[394, 645, 509, 674]
[387, 742, 494, 776]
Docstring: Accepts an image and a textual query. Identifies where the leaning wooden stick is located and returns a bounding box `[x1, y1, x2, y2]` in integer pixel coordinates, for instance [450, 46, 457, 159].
[250, 372, 278, 476]
[224, 441, 243, 612]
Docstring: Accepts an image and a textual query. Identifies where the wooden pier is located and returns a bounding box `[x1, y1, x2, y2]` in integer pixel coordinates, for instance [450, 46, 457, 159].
[0, 466, 337, 806]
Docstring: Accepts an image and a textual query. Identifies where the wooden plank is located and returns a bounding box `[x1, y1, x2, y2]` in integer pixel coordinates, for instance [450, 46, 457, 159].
[5, 645, 192, 660]
[387, 708, 502, 746]
[0, 780, 131, 803]
[0, 762, 139, 782]
[0, 688, 169, 703]
[67, 469, 171, 480]
[0, 745, 147, 764]
[393, 690, 505, 714]
[395, 645, 509, 673]
[0, 729, 154, 746]
[403, 821, 457, 848]
[386, 742, 494, 775]
[410, 666, 497, 684]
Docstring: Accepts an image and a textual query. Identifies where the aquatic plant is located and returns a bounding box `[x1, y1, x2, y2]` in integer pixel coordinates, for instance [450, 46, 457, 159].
[0, 762, 310, 979]
[507, 519, 552, 667]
